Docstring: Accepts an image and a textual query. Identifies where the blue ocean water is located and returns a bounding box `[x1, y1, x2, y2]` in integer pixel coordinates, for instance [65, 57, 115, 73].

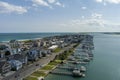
[0, 33, 67, 42]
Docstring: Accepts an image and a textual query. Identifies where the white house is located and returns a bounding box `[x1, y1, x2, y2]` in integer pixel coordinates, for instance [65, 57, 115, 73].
[48, 45, 58, 50]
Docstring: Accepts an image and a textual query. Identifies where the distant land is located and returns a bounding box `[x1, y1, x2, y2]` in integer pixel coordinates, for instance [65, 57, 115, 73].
[104, 32, 120, 35]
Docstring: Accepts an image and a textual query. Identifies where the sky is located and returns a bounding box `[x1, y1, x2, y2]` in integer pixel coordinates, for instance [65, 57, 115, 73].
[0, 0, 120, 32]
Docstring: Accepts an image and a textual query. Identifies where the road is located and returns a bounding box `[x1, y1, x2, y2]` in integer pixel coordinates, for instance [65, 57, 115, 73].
[2, 44, 74, 80]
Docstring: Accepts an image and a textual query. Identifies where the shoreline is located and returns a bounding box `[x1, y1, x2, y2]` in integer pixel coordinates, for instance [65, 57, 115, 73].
[0, 38, 42, 43]
[0, 32, 69, 43]
[0, 32, 91, 43]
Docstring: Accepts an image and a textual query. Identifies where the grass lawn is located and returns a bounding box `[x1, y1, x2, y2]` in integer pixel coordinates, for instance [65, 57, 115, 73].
[31, 71, 46, 77]
[48, 60, 61, 65]
[53, 48, 61, 53]
[55, 60, 62, 64]
[23, 76, 37, 80]
[41, 65, 54, 70]
[48, 61, 57, 65]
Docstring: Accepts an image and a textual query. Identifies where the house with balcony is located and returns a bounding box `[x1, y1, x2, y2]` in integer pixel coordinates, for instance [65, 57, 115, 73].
[8, 60, 22, 71]
[27, 49, 39, 61]
[9, 40, 20, 55]
[0, 60, 11, 75]
[13, 54, 28, 64]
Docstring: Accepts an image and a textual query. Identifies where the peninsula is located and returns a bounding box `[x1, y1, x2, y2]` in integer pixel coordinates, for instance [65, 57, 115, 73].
[0, 34, 94, 80]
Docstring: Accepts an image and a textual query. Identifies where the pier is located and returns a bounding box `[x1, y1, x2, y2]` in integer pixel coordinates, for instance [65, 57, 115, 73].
[56, 66, 75, 70]
[50, 71, 84, 77]
[67, 61, 88, 64]
[50, 71, 72, 76]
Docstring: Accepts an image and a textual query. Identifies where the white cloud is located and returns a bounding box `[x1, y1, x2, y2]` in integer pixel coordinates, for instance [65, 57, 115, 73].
[96, 0, 103, 2]
[81, 16, 85, 19]
[0, 1, 27, 14]
[59, 13, 120, 32]
[96, 0, 120, 4]
[81, 7, 87, 10]
[91, 13, 103, 19]
[55, 2, 65, 7]
[70, 16, 106, 27]
[32, 0, 50, 7]
[48, 0, 56, 3]
[62, 13, 105, 27]
[48, 0, 65, 7]
[32, 0, 64, 8]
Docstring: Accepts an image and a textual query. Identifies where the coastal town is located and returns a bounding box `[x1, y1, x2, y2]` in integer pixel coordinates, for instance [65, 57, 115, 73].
[0, 34, 94, 80]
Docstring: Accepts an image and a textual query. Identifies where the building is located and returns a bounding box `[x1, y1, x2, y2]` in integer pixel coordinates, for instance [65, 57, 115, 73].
[9, 40, 19, 48]
[40, 49, 48, 57]
[27, 50, 39, 61]
[9, 40, 20, 55]
[0, 60, 11, 74]
[8, 60, 22, 71]
[13, 54, 28, 64]
[48, 45, 58, 50]
[37, 49, 43, 58]
[0, 49, 12, 58]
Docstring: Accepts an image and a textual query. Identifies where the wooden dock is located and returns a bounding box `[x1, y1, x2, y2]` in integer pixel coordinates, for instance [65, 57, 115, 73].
[56, 66, 74, 70]
[50, 71, 85, 77]
[50, 71, 72, 76]
[67, 61, 88, 64]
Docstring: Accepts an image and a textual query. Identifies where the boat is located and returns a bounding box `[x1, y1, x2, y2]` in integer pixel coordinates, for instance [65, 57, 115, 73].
[80, 66, 86, 72]
[38, 77, 44, 80]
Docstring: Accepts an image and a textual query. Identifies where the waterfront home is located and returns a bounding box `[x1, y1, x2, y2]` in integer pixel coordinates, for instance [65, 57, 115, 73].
[8, 60, 22, 71]
[40, 48, 53, 57]
[22, 40, 33, 50]
[85, 35, 93, 41]
[40, 49, 49, 57]
[0, 44, 12, 58]
[38, 50, 43, 58]
[9, 40, 19, 47]
[39, 40, 44, 47]
[43, 41, 47, 47]
[47, 49, 52, 54]
[7, 53, 30, 65]
[36, 40, 42, 47]
[51, 41, 57, 45]
[13, 54, 28, 64]
[0, 49, 12, 58]
[0, 60, 11, 74]
[0, 58, 6, 62]
[9, 40, 20, 54]
[41, 40, 51, 48]
[32, 40, 40, 47]
[27, 49, 39, 61]
[32, 48, 43, 58]
[0, 44, 8, 50]
[11, 48, 18, 55]
[0, 50, 5, 58]
[58, 41, 66, 48]
[51, 40, 64, 48]
[9, 40, 20, 48]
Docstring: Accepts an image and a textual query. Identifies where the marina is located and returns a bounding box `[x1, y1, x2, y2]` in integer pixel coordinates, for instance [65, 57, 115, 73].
[45, 33, 120, 80]
[47, 35, 94, 78]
